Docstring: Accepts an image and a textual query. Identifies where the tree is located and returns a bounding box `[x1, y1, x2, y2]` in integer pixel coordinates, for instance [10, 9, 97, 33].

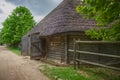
[1, 6, 35, 47]
[0, 31, 3, 45]
[76, 0, 120, 41]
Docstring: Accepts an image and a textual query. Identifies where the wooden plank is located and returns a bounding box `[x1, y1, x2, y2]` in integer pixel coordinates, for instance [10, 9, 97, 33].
[65, 35, 69, 64]
[31, 43, 40, 51]
[47, 54, 61, 58]
[76, 41, 120, 44]
[73, 39, 77, 69]
[29, 35, 32, 57]
[28, 36, 31, 56]
[76, 59, 120, 71]
[68, 49, 120, 58]
[47, 54, 61, 60]
[31, 40, 40, 43]
[68, 49, 74, 52]
[76, 50, 120, 58]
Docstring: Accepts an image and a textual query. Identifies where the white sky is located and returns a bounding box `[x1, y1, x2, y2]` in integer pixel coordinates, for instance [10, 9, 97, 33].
[0, 0, 62, 29]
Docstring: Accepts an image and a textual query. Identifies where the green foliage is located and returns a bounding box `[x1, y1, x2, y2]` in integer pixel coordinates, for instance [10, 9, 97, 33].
[76, 0, 120, 41]
[85, 28, 110, 40]
[86, 20, 120, 41]
[1, 6, 35, 47]
[0, 32, 3, 45]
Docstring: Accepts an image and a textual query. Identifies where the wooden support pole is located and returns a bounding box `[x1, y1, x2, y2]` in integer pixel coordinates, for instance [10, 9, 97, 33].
[68, 49, 120, 58]
[77, 44, 80, 68]
[65, 35, 69, 64]
[76, 50, 120, 58]
[76, 41, 120, 44]
[73, 39, 77, 69]
[29, 35, 32, 58]
[76, 59, 120, 71]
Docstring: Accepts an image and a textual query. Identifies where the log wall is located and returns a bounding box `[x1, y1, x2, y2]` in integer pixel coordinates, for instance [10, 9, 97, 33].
[46, 36, 65, 63]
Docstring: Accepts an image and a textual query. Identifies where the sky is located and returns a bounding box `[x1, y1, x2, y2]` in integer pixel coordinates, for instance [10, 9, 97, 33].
[0, 0, 62, 29]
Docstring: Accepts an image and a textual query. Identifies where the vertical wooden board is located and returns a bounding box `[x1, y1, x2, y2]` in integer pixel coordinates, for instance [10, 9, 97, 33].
[21, 36, 29, 56]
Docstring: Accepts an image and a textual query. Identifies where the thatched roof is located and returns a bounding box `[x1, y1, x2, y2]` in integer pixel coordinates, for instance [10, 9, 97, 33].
[28, 0, 96, 36]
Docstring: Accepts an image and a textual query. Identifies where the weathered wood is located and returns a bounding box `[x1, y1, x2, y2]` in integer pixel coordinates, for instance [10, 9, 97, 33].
[47, 36, 65, 62]
[77, 50, 120, 58]
[76, 41, 120, 44]
[31, 40, 41, 43]
[45, 38, 48, 59]
[65, 35, 69, 64]
[68, 49, 120, 58]
[29, 35, 32, 57]
[70, 40, 120, 71]
[30, 34, 43, 59]
[77, 44, 80, 68]
[28, 36, 31, 56]
[31, 43, 40, 51]
[68, 49, 74, 52]
[73, 39, 77, 69]
[76, 59, 120, 71]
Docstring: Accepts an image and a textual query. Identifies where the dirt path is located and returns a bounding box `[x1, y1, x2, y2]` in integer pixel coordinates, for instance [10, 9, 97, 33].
[0, 46, 49, 80]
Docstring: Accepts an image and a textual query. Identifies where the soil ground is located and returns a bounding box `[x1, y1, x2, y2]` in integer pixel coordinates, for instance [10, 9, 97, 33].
[0, 46, 49, 80]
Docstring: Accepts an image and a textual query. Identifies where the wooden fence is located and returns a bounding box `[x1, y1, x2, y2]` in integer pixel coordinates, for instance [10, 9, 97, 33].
[68, 41, 120, 71]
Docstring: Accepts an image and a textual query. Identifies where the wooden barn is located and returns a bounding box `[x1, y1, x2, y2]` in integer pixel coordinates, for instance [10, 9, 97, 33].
[21, 0, 97, 64]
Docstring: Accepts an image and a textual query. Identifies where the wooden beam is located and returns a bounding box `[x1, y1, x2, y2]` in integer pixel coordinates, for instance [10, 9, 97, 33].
[76, 50, 120, 58]
[73, 39, 77, 69]
[31, 43, 41, 51]
[76, 41, 120, 44]
[68, 49, 120, 58]
[65, 35, 69, 64]
[31, 40, 41, 43]
[29, 35, 32, 57]
[76, 59, 120, 71]
[68, 49, 74, 52]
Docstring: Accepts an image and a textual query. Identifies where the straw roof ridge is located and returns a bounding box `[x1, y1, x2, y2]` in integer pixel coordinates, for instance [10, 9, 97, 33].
[28, 0, 96, 36]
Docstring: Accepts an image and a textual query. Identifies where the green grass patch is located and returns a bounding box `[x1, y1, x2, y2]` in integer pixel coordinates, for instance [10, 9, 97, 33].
[7, 47, 21, 55]
[80, 66, 120, 80]
[39, 65, 120, 80]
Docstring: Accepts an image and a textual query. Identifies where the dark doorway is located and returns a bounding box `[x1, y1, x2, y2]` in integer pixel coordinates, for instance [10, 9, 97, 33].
[40, 38, 46, 57]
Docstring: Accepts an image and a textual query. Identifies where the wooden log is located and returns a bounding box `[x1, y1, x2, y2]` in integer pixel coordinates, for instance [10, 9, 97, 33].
[68, 49, 120, 58]
[76, 41, 120, 44]
[73, 39, 77, 69]
[76, 59, 120, 71]
[65, 35, 69, 64]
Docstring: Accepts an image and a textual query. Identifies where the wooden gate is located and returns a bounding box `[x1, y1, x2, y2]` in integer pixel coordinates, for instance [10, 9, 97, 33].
[30, 34, 46, 59]
[21, 36, 30, 56]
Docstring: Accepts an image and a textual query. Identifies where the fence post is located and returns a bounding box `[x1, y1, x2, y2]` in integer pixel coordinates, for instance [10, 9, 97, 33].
[73, 39, 77, 69]
[77, 43, 80, 68]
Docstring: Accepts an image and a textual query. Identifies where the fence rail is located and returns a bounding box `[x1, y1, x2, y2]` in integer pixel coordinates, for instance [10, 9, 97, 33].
[75, 41, 120, 44]
[68, 41, 120, 71]
[68, 49, 120, 58]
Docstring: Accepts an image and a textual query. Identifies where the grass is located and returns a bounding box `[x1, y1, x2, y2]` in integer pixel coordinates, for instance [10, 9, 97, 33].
[39, 65, 120, 80]
[40, 65, 91, 80]
[7, 47, 21, 55]
[79, 66, 120, 80]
